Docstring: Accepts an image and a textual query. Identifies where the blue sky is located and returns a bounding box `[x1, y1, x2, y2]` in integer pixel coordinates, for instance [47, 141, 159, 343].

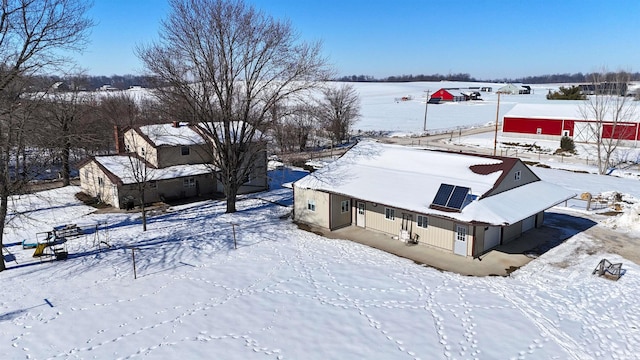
[77, 0, 640, 79]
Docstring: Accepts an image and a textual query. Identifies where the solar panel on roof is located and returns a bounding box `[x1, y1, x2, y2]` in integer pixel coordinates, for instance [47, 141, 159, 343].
[447, 186, 470, 210]
[431, 184, 472, 211]
[432, 184, 454, 206]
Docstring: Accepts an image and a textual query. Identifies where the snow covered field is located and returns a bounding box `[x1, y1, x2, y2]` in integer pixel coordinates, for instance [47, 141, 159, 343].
[351, 81, 568, 135]
[2, 81, 640, 359]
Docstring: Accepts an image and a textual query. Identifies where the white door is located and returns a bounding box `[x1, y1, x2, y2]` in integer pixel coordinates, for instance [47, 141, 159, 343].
[356, 202, 366, 228]
[112, 185, 119, 208]
[454, 225, 467, 256]
[522, 215, 536, 232]
[484, 226, 501, 251]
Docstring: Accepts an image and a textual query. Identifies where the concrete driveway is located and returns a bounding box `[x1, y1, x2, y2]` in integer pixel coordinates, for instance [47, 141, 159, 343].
[302, 211, 597, 277]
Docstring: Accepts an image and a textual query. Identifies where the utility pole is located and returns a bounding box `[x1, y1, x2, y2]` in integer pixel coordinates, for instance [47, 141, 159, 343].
[423, 90, 430, 133]
[493, 92, 501, 156]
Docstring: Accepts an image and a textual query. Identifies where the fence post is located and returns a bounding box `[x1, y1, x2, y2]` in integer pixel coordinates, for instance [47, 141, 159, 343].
[128, 247, 140, 279]
[231, 223, 238, 249]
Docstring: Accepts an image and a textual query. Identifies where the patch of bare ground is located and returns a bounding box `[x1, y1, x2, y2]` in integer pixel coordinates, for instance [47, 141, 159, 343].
[553, 211, 640, 268]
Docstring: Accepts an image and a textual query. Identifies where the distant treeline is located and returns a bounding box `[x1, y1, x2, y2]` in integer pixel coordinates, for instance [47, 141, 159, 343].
[31, 72, 640, 90]
[336, 72, 640, 84]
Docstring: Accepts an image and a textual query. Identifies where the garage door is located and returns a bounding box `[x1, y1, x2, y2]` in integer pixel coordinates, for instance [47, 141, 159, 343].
[522, 215, 536, 233]
[484, 226, 501, 251]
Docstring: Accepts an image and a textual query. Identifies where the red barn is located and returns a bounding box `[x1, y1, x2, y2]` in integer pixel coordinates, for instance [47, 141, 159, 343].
[429, 88, 465, 104]
[502, 104, 640, 144]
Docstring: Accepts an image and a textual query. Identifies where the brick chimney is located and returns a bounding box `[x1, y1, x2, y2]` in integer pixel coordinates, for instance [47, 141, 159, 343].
[114, 125, 124, 154]
[172, 121, 180, 128]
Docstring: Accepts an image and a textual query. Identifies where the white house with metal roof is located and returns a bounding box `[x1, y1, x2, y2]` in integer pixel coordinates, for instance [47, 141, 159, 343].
[293, 141, 575, 258]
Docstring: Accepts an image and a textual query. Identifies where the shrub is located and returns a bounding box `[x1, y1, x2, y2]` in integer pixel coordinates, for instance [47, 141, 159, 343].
[560, 136, 576, 152]
[547, 86, 586, 100]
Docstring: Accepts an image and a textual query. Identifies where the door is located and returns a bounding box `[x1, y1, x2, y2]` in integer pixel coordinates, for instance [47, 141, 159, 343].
[522, 215, 536, 232]
[356, 202, 366, 228]
[454, 224, 467, 256]
[484, 226, 501, 251]
[573, 122, 599, 143]
[112, 185, 119, 208]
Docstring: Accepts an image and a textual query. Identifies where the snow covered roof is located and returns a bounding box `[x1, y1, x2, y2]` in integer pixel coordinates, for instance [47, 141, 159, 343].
[92, 155, 214, 185]
[294, 142, 576, 226]
[135, 121, 264, 148]
[505, 103, 637, 123]
[138, 123, 206, 146]
[505, 103, 584, 120]
[196, 121, 263, 142]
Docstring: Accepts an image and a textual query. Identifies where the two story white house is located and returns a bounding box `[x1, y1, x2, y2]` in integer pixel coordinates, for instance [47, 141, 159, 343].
[79, 121, 267, 209]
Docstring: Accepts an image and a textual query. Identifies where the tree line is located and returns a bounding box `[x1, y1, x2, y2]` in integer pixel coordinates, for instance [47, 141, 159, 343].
[336, 72, 640, 84]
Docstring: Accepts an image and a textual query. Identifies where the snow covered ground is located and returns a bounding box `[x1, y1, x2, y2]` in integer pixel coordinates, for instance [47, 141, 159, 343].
[351, 81, 565, 135]
[1, 169, 640, 359]
[2, 81, 640, 359]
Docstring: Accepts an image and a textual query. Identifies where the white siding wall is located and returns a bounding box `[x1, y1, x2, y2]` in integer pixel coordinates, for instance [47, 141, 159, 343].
[79, 161, 120, 208]
[294, 187, 330, 229]
[124, 130, 158, 167]
[360, 204, 459, 253]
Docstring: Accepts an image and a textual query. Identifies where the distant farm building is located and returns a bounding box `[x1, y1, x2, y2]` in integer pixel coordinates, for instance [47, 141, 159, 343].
[429, 88, 482, 104]
[496, 84, 531, 95]
[502, 104, 640, 145]
[578, 82, 628, 96]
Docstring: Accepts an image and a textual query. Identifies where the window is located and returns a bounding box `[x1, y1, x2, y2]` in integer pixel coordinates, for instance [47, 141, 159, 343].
[307, 199, 316, 212]
[183, 177, 195, 188]
[140, 147, 146, 155]
[514, 170, 521, 181]
[124, 144, 131, 152]
[340, 200, 350, 213]
[385, 207, 395, 220]
[536, 128, 542, 135]
[417, 215, 428, 228]
[181, 146, 190, 156]
[456, 225, 467, 242]
[98, 177, 104, 187]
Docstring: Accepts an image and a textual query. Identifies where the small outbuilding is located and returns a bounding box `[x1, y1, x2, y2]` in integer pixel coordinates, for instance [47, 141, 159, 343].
[497, 84, 531, 95]
[293, 142, 575, 258]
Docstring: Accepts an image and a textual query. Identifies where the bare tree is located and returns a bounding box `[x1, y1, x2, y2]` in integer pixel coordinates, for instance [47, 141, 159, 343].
[122, 146, 155, 232]
[137, 0, 331, 213]
[579, 70, 638, 175]
[40, 75, 96, 186]
[0, 0, 93, 271]
[271, 104, 317, 153]
[316, 84, 360, 144]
